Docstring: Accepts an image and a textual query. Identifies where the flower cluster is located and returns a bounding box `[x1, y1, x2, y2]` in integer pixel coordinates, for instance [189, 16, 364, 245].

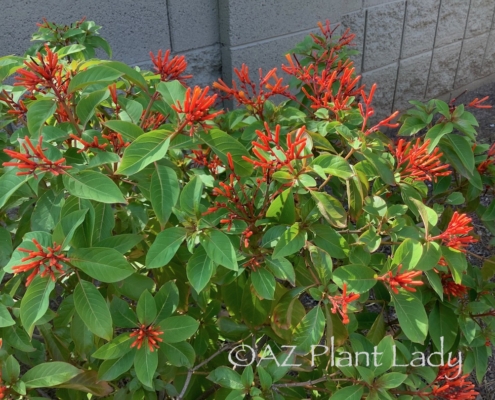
[3, 136, 71, 177]
[439, 272, 468, 299]
[69, 133, 108, 153]
[0, 90, 29, 122]
[390, 138, 451, 182]
[102, 131, 130, 155]
[327, 283, 360, 324]
[150, 49, 192, 84]
[376, 265, 424, 294]
[13, 239, 69, 286]
[187, 147, 224, 177]
[130, 324, 164, 352]
[14, 44, 70, 96]
[359, 84, 400, 135]
[467, 96, 492, 109]
[172, 86, 223, 136]
[430, 212, 477, 251]
[214, 65, 294, 118]
[243, 123, 311, 176]
[427, 358, 478, 399]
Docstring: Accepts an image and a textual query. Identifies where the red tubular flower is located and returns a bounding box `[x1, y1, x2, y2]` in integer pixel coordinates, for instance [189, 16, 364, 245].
[69, 133, 108, 153]
[439, 272, 468, 299]
[102, 131, 130, 155]
[430, 211, 477, 251]
[172, 86, 223, 136]
[187, 147, 224, 176]
[140, 110, 166, 131]
[428, 358, 478, 399]
[130, 324, 164, 352]
[477, 142, 495, 174]
[214, 64, 294, 116]
[328, 283, 360, 324]
[150, 50, 192, 84]
[2, 136, 71, 177]
[390, 138, 452, 182]
[13, 239, 69, 286]
[377, 264, 424, 294]
[0, 90, 29, 121]
[467, 96, 491, 109]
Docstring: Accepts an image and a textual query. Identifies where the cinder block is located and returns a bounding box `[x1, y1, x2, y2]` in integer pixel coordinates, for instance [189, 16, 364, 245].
[364, 0, 401, 7]
[223, 30, 317, 85]
[219, 0, 345, 47]
[341, 10, 366, 74]
[455, 33, 489, 88]
[361, 63, 399, 122]
[465, 0, 495, 39]
[426, 41, 462, 99]
[393, 52, 432, 112]
[401, 0, 440, 58]
[482, 30, 495, 75]
[363, 1, 406, 71]
[0, 0, 171, 64]
[167, 0, 219, 52]
[435, 0, 469, 48]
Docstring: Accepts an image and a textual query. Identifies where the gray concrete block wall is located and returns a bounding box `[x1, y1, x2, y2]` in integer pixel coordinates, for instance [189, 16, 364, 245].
[1, 0, 495, 118]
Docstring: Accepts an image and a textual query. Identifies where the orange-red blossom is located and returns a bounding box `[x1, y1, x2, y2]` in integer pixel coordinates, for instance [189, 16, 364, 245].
[327, 283, 360, 324]
[427, 358, 478, 399]
[171, 86, 223, 136]
[130, 324, 164, 352]
[390, 138, 451, 182]
[430, 211, 477, 251]
[149, 49, 192, 84]
[13, 239, 69, 286]
[376, 264, 424, 294]
[3, 136, 71, 177]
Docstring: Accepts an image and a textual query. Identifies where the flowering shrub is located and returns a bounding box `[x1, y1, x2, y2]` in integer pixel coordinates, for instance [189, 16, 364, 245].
[0, 19, 494, 400]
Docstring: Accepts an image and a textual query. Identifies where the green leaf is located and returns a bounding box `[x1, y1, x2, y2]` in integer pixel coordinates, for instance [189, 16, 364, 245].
[0, 304, 15, 327]
[154, 281, 179, 323]
[200, 230, 238, 270]
[329, 385, 364, 400]
[482, 200, 495, 221]
[207, 366, 244, 390]
[103, 120, 144, 141]
[104, 61, 148, 91]
[429, 302, 457, 353]
[308, 245, 333, 285]
[146, 227, 187, 269]
[134, 347, 158, 388]
[98, 349, 135, 381]
[116, 130, 171, 176]
[151, 165, 179, 226]
[376, 372, 407, 389]
[251, 268, 276, 300]
[186, 246, 215, 293]
[442, 246, 467, 283]
[31, 190, 65, 232]
[76, 88, 109, 127]
[63, 171, 126, 204]
[110, 297, 138, 328]
[398, 116, 427, 136]
[55, 44, 86, 58]
[159, 316, 199, 343]
[21, 362, 81, 389]
[52, 209, 88, 248]
[310, 191, 347, 228]
[311, 224, 349, 259]
[199, 129, 254, 177]
[160, 341, 195, 368]
[390, 291, 428, 343]
[68, 65, 124, 93]
[92, 333, 134, 360]
[392, 239, 423, 270]
[311, 154, 354, 179]
[293, 307, 326, 354]
[444, 134, 474, 173]
[273, 223, 306, 259]
[96, 234, 143, 254]
[0, 169, 28, 209]
[20, 275, 55, 336]
[136, 290, 157, 326]
[74, 280, 113, 341]
[266, 188, 296, 224]
[180, 176, 204, 218]
[0, 226, 13, 268]
[157, 80, 187, 110]
[333, 265, 377, 293]
[425, 122, 453, 151]
[27, 100, 57, 136]
[370, 335, 395, 376]
[362, 149, 396, 186]
[54, 370, 113, 397]
[70, 247, 134, 282]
